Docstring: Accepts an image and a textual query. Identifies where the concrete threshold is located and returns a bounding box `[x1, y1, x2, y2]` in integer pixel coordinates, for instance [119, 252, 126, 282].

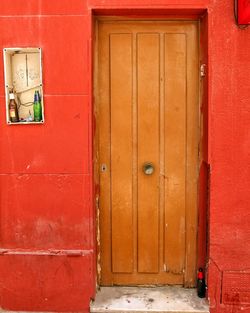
[90, 286, 209, 313]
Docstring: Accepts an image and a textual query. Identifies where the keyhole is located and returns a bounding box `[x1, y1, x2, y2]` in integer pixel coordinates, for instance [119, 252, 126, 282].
[101, 164, 107, 172]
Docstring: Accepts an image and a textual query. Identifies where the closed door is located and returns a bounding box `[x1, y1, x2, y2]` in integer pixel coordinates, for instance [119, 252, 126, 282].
[96, 20, 199, 286]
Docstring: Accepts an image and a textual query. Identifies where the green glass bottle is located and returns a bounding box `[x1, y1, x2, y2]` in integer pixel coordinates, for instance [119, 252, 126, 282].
[33, 90, 42, 122]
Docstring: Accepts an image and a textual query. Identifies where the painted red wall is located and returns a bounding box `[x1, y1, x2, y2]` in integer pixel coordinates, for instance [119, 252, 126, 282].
[0, 1, 249, 312]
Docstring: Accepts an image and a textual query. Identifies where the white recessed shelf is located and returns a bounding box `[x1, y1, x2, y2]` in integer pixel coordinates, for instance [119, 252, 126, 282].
[3, 47, 44, 125]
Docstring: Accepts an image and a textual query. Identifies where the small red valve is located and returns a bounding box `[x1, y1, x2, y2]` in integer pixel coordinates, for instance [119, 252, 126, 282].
[238, 0, 250, 25]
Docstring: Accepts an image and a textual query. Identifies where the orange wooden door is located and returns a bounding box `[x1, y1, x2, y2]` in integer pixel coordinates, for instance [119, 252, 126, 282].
[96, 20, 199, 286]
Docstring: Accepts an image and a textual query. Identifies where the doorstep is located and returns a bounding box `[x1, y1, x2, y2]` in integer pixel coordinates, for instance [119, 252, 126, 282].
[90, 286, 209, 313]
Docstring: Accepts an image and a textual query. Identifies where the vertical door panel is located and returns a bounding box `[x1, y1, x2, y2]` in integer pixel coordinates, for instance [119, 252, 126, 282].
[164, 34, 187, 273]
[137, 33, 160, 273]
[110, 34, 133, 273]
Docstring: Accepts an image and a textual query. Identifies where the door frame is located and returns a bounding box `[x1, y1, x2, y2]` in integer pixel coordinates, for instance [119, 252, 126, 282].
[93, 13, 209, 288]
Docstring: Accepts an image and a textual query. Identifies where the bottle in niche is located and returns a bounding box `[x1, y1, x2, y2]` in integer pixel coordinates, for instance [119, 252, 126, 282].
[9, 91, 19, 123]
[197, 268, 206, 298]
[33, 90, 42, 122]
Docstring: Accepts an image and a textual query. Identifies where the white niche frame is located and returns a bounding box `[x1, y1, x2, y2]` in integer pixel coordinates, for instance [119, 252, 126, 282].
[3, 47, 44, 124]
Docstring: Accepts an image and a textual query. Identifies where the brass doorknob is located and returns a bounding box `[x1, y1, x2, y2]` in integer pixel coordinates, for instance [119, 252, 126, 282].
[142, 163, 154, 175]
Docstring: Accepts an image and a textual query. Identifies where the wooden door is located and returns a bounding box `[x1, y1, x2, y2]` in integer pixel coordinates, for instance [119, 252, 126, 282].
[96, 20, 199, 286]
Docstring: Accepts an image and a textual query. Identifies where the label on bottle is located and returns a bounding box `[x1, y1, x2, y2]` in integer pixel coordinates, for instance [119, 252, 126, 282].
[9, 93, 15, 100]
[10, 108, 16, 118]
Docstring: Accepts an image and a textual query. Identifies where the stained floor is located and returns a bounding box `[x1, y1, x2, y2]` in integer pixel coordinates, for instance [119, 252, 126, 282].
[90, 286, 209, 313]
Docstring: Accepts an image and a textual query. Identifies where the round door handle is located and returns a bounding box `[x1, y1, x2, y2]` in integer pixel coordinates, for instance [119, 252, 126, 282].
[142, 162, 154, 175]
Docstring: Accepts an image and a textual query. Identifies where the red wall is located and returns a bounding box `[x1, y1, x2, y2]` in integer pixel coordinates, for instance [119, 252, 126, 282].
[0, 1, 249, 312]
